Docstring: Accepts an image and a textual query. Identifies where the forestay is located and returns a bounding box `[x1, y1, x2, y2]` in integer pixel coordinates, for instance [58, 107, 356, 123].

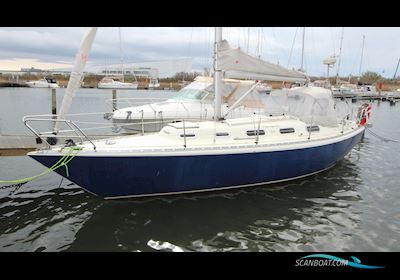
[264, 87, 339, 127]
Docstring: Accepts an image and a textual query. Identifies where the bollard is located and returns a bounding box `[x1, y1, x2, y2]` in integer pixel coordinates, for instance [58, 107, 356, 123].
[112, 89, 117, 111]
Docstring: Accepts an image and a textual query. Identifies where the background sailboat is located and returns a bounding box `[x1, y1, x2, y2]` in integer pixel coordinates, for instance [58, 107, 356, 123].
[98, 28, 138, 89]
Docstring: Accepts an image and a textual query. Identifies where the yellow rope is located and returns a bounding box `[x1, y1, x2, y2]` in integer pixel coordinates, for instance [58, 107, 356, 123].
[0, 146, 82, 185]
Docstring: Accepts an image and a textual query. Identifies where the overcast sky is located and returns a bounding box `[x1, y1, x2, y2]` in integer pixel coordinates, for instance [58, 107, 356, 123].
[0, 27, 399, 78]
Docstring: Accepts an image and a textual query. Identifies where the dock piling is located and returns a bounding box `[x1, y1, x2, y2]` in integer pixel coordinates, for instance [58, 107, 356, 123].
[112, 89, 117, 111]
[51, 88, 57, 131]
[51, 88, 57, 116]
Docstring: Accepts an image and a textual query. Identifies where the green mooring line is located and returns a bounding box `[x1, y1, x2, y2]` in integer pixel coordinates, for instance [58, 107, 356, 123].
[0, 146, 82, 185]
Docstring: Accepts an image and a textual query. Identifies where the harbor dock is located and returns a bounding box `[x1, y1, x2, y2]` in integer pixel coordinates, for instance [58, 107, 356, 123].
[333, 91, 400, 101]
[0, 135, 116, 156]
[0, 135, 43, 156]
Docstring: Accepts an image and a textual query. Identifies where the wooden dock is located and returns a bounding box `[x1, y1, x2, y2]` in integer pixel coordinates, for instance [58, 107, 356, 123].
[333, 91, 400, 101]
[0, 134, 115, 156]
[0, 82, 28, 87]
[0, 135, 43, 156]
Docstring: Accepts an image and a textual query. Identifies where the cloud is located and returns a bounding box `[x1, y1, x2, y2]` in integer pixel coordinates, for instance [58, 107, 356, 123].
[0, 27, 399, 77]
[0, 58, 73, 71]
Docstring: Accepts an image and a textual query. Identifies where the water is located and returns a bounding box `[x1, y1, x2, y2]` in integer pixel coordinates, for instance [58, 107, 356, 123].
[0, 87, 176, 135]
[1, 88, 400, 251]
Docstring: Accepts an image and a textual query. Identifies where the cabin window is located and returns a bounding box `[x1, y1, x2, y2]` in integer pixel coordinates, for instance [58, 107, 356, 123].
[280, 128, 295, 134]
[172, 89, 210, 101]
[246, 130, 265, 136]
[180, 134, 195, 137]
[306, 125, 320, 132]
[216, 132, 229, 136]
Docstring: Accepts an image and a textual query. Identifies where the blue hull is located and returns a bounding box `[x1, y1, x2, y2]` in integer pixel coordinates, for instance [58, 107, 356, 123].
[29, 131, 364, 198]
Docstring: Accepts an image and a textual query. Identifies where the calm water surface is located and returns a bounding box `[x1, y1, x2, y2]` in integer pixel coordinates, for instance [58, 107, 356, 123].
[1, 88, 400, 251]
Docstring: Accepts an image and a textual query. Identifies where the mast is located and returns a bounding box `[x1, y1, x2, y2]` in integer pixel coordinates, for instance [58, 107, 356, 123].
[336, 27, 344, 85]
[300, 27, 305, 72]
[247, 27, 250, 54]
[214, 27, 223, 120]
[359, 34, 365, 78]
[256, 28, 260, 58]
[118, 27, 124, 82]
[393, 57, 400, 79]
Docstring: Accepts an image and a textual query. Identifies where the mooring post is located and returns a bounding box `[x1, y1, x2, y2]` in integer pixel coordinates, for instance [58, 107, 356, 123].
[51, 88, 57, 116]
[51, 88, 57, 131]
[112, 89, 117, 111]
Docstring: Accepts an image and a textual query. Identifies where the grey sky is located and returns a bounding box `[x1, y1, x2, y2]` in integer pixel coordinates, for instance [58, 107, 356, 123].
[0, 27, 399, 78]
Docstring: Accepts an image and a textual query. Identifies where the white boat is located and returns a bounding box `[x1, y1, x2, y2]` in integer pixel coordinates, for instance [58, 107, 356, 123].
[24, 27, 368, 199]
[26, 78, 59, 88]
[98, 28, 139, 90]
[110, 76, 267, 133]
[148, 78, 160, 89]
[98, 77, 138, 89]
[255, 83, 272, 94]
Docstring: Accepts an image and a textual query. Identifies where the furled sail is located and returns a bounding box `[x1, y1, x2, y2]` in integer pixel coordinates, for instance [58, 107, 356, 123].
[55, 27, 98, 132]
[217, 40, 307, 83]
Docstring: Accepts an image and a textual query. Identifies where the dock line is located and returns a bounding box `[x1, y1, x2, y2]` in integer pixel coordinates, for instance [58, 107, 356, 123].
[0, 146, 81, 192]
[365, 126, 400, 143]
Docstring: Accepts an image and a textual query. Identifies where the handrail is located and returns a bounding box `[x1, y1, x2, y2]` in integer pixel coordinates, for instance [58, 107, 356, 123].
[23, 115, 97, 151]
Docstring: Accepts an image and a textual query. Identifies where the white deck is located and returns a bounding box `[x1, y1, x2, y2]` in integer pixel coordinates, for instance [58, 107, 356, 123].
[30, 115, 363, 157]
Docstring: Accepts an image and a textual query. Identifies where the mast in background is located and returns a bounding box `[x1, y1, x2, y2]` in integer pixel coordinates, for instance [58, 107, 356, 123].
[214, 27, 222, 120]
[335, 27, 344, 85]
[118, 27, 124, 82]
[246, 27, 250, 54]
[393, 57, 400, 79]
[300, 27, 305, 72]
[359, 35, 365, 78]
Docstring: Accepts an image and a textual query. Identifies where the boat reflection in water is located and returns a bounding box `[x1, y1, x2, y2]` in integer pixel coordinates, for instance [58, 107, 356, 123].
[64, 157, 363, 252]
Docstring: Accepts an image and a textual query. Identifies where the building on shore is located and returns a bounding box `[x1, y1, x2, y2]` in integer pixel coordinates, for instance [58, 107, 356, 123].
[90, 58, 192, 78]
[101, 67, 159, 79]
[0, 58, 192, 79]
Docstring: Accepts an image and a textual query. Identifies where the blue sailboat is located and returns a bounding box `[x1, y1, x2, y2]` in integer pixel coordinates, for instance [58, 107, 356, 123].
[26, 27, 367, 199]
